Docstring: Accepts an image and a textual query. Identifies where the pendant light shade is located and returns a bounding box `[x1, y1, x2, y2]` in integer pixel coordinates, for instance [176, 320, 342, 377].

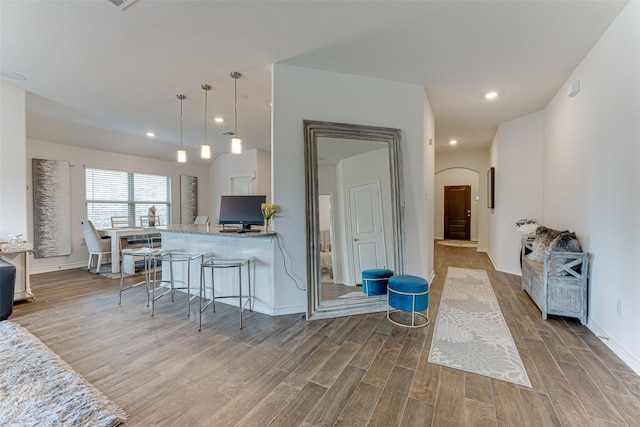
[230, 71, 242, 155]
[200, 84, 212, 160]
[231, 137, 242, 154]
[177, 94, 187, 163]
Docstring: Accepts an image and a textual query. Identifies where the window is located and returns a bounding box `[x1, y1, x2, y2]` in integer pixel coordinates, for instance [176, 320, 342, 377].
[86, 167, 171, 229]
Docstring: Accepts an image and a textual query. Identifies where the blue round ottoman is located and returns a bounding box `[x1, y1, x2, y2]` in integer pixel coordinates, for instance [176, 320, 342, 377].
[361, 269, 394, 296]
[387, 275, 430, 328]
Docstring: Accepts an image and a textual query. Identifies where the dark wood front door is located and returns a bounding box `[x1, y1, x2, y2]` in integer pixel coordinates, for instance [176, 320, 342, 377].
[444, 185, 471, 240]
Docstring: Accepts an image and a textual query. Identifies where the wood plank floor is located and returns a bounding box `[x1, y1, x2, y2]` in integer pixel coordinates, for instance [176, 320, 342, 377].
[10, 243, 640, 426]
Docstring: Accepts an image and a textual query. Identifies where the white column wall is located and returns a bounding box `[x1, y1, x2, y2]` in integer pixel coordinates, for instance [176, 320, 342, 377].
[543, 2, 640, 372]
[0, 83, 27, 241]
[272, 64, 434, 314]
[490, 112, 545, 275]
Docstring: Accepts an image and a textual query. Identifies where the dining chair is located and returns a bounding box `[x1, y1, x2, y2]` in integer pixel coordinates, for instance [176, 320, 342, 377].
[80, 219, 111, 274]
[110, 216, 132, 228]
[140, 215, 161, 227]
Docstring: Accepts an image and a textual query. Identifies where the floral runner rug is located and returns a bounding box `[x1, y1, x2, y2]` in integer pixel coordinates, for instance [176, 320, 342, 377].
[428, 267, 531, 387]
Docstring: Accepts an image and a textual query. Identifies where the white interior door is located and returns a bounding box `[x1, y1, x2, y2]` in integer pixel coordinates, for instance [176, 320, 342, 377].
[230, 175, 252, 195]
[348, 181, 386, 284]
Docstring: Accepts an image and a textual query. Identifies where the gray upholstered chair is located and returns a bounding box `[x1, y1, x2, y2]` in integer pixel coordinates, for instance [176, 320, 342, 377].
[194, 215, 208, 225]
[80, 219, 111, 274]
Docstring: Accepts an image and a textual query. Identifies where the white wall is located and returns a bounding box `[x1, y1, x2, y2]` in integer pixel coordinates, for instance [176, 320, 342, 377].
[543, 2, 640, 372]
[489, 112, 545, 274]
[256, 149, 272, 204]
[272, 64, 434, 314]
[0, 83, 27, 242]
[435, 150, 490, 250]
[434, 168, 479, 241]
[209, 149, 270, 224]
[27, 139, 210, 273]
[422, 89, 436, 284]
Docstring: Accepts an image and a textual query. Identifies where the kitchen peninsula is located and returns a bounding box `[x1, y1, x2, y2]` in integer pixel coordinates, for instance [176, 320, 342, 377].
[156, 224, 277, 316]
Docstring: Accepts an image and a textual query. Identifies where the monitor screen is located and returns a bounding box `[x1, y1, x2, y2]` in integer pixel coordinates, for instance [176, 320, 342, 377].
[218, 195, 266, 230]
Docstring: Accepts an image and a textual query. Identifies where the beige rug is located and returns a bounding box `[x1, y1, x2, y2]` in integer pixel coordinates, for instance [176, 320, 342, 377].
[0, 321, 127, 426]
[428, 267, 531, 387]
[437, 240, 478, 248]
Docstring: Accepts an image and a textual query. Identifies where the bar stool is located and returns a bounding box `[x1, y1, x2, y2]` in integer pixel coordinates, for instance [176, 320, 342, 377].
[387, 275, 430, 328]
[119, 236, 162, 307]
[150, 236, 200, 317]
[198, 240, 255, 330]
[362, 268, 394, 296]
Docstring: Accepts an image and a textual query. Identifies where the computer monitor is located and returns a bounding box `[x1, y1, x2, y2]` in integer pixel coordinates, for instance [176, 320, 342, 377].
[218, 195, 266, 230]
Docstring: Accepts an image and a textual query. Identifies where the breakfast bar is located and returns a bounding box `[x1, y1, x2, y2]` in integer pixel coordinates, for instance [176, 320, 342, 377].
[155, 224, 277, 316]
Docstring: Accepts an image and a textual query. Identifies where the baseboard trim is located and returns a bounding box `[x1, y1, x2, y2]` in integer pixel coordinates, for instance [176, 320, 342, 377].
[30, 262, 88, 275]
[587, 319, 640, 375]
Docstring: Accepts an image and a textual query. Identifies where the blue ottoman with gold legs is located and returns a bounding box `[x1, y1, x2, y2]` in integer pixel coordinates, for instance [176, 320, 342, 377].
[362, 269, 394, 296]
[387, 275, 429, 328]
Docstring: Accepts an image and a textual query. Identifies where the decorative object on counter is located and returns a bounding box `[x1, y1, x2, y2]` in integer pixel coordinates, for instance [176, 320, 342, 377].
[148, 206, 156, 226]
[0, 242, 33, 252]
[515, 218, 539, 238]
[8, 234, 23, 244]
[261, 203, 277, 232]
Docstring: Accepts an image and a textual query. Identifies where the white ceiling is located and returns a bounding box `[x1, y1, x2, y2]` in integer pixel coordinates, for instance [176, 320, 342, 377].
[1, 0, 627, 165]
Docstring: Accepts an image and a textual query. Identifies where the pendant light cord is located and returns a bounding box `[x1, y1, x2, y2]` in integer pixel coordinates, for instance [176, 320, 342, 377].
[234, 75, 238, 139]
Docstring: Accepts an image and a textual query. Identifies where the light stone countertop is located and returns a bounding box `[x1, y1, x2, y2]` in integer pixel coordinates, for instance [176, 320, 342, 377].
[154, 224, 274, 238]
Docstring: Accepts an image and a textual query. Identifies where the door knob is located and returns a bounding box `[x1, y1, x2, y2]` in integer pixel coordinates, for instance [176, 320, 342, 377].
[354, 238, 360, 241]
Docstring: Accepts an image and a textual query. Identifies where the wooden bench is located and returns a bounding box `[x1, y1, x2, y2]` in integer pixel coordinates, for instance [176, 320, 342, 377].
[521, 238, 589, 325]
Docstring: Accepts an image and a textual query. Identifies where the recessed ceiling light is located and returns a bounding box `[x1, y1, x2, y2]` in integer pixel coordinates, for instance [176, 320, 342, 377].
[449, 139, 458, 145]
[146, 131, 155, 137]
[485, 91, 498, 100]
[214, 117, 224, 123]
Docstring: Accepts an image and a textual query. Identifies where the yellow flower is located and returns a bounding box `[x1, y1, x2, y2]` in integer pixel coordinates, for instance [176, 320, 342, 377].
[261, 203, 277, 219]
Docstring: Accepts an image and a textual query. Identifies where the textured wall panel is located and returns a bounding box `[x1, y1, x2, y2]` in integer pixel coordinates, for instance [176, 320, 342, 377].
[32, 159, 71, 258]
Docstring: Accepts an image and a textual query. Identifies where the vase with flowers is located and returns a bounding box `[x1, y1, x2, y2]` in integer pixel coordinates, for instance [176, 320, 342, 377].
[261, 203, 277, 233]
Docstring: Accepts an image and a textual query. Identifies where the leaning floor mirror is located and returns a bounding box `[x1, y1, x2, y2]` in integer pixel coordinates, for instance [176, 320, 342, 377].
[304, 120, 406, 320]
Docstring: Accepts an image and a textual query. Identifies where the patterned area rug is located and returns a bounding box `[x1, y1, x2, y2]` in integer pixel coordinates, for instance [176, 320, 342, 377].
[0, 321, 128, 426]
[437, 240, 478, 248]
[83, 260, 152, 279]
[428, 267, 531, 387]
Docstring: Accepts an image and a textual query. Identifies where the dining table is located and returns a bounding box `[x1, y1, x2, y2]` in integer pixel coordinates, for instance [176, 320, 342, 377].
[99, 227, 156, 273]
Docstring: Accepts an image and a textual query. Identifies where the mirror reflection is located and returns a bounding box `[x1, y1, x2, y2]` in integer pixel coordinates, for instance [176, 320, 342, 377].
[317, 138, 393, 300]
[304, 121, 405, 320]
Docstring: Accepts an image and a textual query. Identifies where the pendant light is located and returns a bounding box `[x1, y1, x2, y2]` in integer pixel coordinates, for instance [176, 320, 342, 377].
[200, 84, 212, 159]
[230, 71, 242, 154]
[176, 94, 187, 163]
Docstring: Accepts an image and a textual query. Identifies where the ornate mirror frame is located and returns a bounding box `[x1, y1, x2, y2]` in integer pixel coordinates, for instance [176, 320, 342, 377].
[304, 120, 406, 319]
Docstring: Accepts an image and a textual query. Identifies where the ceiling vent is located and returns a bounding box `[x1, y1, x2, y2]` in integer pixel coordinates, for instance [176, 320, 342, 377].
[107, 0, 136, 10]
